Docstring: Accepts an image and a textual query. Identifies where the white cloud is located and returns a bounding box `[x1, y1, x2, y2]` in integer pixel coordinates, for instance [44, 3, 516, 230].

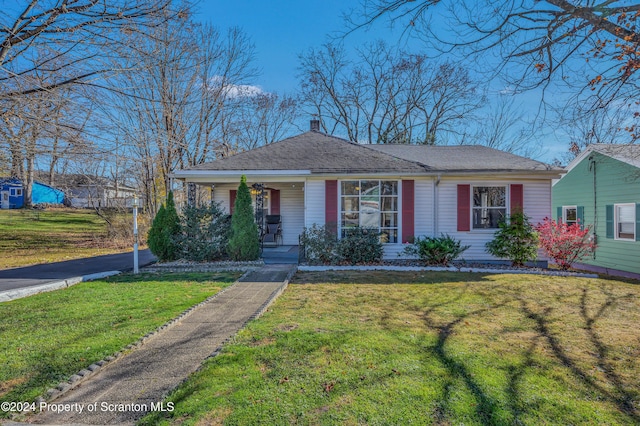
[208, 75, 265, 98]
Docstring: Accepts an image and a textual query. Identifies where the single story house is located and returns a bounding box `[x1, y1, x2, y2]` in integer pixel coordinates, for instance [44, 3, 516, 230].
[0, 178, 24, 209]
[48, 174, 138, 208]
[553, 144, 640, 278]
[0, 178, 65, 208]
[172, 126, 562, 261]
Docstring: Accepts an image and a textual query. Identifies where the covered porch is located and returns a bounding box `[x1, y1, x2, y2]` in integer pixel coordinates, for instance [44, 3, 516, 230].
[172, 173, 308, 248]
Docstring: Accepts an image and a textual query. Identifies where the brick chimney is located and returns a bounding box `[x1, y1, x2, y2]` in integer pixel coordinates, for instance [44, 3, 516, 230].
[310, 119, 320, 132]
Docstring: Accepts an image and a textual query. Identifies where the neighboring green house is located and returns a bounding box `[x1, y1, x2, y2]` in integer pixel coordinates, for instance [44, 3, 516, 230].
[553, 144, 640, 278]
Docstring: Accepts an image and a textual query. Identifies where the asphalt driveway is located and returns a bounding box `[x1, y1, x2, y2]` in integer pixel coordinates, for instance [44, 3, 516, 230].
[0, 249, 156, 293]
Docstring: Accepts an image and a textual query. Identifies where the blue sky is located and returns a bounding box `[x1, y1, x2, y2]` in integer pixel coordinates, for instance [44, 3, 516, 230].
[195, 1, 402, 94]
[194, 1, 570, 162]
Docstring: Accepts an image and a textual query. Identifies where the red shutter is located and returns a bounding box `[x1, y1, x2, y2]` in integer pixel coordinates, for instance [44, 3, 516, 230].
[230, 190, 237, 215]
[325, 180, 338, 233]
[510, 184, 524, 214]
[402, 180, 415, 243]
[457, 184, 471, 231]
[270, 189, 280, 215]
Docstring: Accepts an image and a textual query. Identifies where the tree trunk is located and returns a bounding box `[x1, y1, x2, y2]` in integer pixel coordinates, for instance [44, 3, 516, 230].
[25, 156, 34, 208]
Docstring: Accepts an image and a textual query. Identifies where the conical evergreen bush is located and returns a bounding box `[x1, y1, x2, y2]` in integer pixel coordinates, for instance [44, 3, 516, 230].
[227, 176, 260, 260]
[147, 191, 180, 262]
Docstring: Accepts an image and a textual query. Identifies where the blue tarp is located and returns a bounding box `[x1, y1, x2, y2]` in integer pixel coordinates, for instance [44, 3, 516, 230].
[32, 181, 65, 204]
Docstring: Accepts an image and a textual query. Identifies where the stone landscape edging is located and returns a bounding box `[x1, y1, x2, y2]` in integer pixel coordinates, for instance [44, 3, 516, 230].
[297, 265, 599, 278]
[34, 269, 254, 409]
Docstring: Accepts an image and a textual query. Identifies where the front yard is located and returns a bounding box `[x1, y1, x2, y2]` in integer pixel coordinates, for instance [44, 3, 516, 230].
[0, 208, 147, 269]
[142, 271, 640, 425]
[0, 272, 240, 410]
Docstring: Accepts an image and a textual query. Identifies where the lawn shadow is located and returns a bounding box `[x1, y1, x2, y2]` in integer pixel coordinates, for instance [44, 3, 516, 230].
[517, 283, 639, 423]
[416, 283, 512, 424]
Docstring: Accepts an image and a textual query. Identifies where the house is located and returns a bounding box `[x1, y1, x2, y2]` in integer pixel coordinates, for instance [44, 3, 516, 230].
[172, 125, 562, 261]
[0, 178, 24, 209]
[553, 144, 640, 278]
[43, 174, 138, 208]
[0, 178, 65, 208]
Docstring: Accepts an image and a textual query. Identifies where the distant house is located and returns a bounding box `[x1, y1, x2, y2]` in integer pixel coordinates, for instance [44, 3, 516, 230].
[0, 178, 65, 208]
[0, 178, 24, 209]
[47, 174, 138, 208]
[553, 144, 640, 278]
[172, 125, 562, 262]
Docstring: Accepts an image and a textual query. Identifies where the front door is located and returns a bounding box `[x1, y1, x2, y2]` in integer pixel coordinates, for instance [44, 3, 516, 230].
[1, 191, 9, 209]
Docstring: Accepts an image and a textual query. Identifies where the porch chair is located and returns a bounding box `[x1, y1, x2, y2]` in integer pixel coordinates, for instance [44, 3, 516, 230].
[262, 215, 282, 246]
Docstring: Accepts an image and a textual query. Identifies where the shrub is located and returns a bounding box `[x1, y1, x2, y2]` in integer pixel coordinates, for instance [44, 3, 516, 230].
[485, 211, 539, 267]
[403, 234, 469, 266]
[227, 175, 260, 261]
[147, 191, 180, 262]
[300, 225, 384, 265]
[536, 217, 596, 270]
[336, 227, 384, 265]
[300, 223, 338, 265]
[176, 202, 231, 262]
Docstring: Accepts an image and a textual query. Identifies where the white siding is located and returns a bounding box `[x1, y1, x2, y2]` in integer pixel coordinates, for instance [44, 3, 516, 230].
[435, 178, 552, 261]
[213, 183, 236, 213]
[279, 185, 305, 245]
[304, 179, 326, 228]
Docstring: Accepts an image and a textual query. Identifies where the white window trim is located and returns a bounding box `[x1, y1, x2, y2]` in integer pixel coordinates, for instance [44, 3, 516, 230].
[471, 185, 507, 231]
[562, 205, 578, 226]
[338, 179, 400, 244]
[614, 203, 636, 241]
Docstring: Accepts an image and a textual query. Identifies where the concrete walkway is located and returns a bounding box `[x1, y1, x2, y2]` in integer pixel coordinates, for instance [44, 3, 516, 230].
[23, 264, 296, 426]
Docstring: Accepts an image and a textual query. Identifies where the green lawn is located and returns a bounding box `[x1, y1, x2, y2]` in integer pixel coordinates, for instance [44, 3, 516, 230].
[141, 271, 640, 425]
[0, 272, 240, 411]
[0, 208, 143, 269]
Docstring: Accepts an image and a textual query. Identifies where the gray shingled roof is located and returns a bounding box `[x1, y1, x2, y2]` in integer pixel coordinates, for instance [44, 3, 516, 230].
[185, 132, 559, 174]
[588, 144, 640, 169]
[187, 132, 427, 174]
[367, 144, 558, 172]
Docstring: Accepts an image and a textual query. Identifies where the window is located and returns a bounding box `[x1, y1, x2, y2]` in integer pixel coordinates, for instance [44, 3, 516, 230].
[472, 186, 506, 229]
[615, 203, 635, 240]
[340, 180, 398, 243]
[563, 206, 578, 226]
[10, 188, 22, 197]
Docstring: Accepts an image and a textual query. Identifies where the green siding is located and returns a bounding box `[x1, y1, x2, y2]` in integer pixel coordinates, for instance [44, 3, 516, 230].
[553, 152, 640, 275]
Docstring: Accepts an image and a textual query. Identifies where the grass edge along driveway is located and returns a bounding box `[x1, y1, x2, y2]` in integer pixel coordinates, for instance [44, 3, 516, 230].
[141, 271, 640, 426]
[0, 271, 241, 416]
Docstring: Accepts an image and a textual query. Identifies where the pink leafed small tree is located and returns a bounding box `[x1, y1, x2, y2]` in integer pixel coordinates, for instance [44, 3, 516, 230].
[535, 217, 596, 270]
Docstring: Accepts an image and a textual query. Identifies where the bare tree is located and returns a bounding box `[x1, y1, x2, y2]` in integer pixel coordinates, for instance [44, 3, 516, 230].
[298, 41, 483, 144]
[348, 1, 640, 139]
[229, 93, 299, 152]
[103, 16, 259, 211]
[470, 95, 541, 157]
[0, 85, 92, 206]
[0, 0, 173, 99]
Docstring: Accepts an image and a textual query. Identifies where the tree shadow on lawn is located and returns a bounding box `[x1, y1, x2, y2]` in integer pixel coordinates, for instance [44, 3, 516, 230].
[409, 279, 639, 425]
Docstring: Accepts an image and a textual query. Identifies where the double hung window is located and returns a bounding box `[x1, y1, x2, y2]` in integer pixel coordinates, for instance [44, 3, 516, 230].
[472, 186, 506, 229]
[615, 204, 635, 240]
[563, 206, 578, 226]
